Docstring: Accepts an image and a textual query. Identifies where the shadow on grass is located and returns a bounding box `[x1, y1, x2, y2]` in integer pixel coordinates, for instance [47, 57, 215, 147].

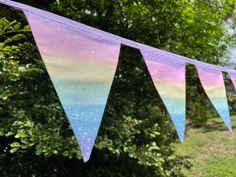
[200, 119, 236, 133]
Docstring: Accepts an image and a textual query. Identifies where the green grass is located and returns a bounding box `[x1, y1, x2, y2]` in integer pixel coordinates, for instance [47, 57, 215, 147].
[175, 116, 236, 177]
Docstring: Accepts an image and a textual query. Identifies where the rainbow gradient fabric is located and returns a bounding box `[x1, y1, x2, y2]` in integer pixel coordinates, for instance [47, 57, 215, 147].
[196, 66, 232, 132]
[24, 12, 121, 162]
[141, 51, 186, 142]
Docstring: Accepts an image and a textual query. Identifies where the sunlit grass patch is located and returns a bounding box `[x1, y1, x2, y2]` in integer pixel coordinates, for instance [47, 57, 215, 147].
[175, 116, 236, 177]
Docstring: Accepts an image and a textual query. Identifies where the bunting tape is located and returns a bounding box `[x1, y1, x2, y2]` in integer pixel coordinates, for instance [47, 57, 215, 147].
[0, 0, 236, 74]
[0, 0, 236, 162]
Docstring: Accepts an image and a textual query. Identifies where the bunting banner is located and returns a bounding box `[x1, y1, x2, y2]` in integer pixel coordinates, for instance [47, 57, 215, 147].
[1, 0, 236, 162]
[141, 51, 186, 142]
[196, 66, 232, 132]
[24, 11, 121, 162]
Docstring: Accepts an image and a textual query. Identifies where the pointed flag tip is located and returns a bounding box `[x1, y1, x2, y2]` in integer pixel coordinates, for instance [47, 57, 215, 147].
[176, 131, 185, 143]
[228, 126, 233, 133]
[79, 140, 94, 163]
[81, 150, 92, 163]
[178, 134, 185, 143]
[82, 156, 90, 163]
[225, 120, 232, 133]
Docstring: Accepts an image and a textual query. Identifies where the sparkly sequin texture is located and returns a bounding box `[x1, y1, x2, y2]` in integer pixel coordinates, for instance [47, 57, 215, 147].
[197, 66, 232, 132]
[24, 12, 120, 162]
[141, 50, 186, 142]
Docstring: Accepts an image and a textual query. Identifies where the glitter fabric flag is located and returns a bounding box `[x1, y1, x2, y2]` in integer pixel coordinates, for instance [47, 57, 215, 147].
[24, 11, 121, 162]
[141, 51, 186, 142]
[229, 72, 236, 91]
[196, 66, 232, 132]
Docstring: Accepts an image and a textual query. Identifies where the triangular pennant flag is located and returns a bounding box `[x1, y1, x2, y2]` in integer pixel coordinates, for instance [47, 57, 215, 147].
[229, 72, 236, 91]
[24, 11, 121, 162]
[196, 66, 232, 132]
[141, 50, 186, 142]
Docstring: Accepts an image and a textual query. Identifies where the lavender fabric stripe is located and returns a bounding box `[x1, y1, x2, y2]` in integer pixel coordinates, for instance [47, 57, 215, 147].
[1, 0, 236, 74]
[196, 66, 232, 132]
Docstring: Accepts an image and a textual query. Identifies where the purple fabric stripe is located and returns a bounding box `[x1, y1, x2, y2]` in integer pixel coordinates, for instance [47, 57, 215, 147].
[1, 0, 236, 74]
